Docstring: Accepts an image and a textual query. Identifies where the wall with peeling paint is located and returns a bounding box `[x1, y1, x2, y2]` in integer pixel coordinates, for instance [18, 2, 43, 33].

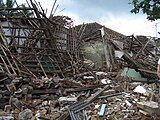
[82, 42, 105, 68]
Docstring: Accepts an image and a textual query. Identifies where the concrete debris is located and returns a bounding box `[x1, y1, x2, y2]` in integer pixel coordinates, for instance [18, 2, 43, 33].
[18, 109, 33, 120]
[0, 69, 159, 119]
[58, 97, 77, 102]
[137, 101, 160, 115]
[133, 85, 146, 94]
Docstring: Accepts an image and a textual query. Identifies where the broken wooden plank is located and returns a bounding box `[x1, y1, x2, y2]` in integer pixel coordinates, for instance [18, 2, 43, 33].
[32, 89, 57, 94]
[65, 84, 106, 93]
[85, 85, 110, 103]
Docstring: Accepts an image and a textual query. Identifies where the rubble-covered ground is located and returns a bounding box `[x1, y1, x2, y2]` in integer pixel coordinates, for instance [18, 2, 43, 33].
[0, 70, 160, 120]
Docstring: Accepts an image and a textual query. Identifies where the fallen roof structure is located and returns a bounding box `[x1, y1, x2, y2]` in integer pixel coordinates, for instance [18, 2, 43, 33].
[0, 0, 80, 78]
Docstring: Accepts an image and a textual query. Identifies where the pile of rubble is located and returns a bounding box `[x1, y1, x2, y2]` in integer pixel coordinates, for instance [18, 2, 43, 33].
[0, 70, 160, 120]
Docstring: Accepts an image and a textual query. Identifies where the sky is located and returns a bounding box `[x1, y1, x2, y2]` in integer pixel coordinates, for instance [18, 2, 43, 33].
[16, 0, 160, 37]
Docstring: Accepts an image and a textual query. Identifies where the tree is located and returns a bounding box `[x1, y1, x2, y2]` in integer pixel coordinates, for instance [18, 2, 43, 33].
[130, 0, 160, 21]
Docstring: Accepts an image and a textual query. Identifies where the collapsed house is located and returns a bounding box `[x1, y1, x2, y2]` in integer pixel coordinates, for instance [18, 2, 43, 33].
[0, 0, 81, 78]
[75, 22, 158, 79]
[0, 0, 160, 120]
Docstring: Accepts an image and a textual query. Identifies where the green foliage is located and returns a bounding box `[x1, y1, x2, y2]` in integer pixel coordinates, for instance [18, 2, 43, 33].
[130, 0, 160, 21]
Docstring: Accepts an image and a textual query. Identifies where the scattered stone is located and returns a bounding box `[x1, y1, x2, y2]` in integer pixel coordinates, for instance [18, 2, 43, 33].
[18, 109, 32, 120]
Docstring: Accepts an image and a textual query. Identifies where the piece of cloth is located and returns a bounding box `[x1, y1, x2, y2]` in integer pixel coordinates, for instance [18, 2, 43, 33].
[158, 59, 160, 64]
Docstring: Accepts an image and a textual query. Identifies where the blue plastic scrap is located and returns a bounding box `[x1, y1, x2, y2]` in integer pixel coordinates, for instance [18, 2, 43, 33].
[98, 104, 106, 116]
